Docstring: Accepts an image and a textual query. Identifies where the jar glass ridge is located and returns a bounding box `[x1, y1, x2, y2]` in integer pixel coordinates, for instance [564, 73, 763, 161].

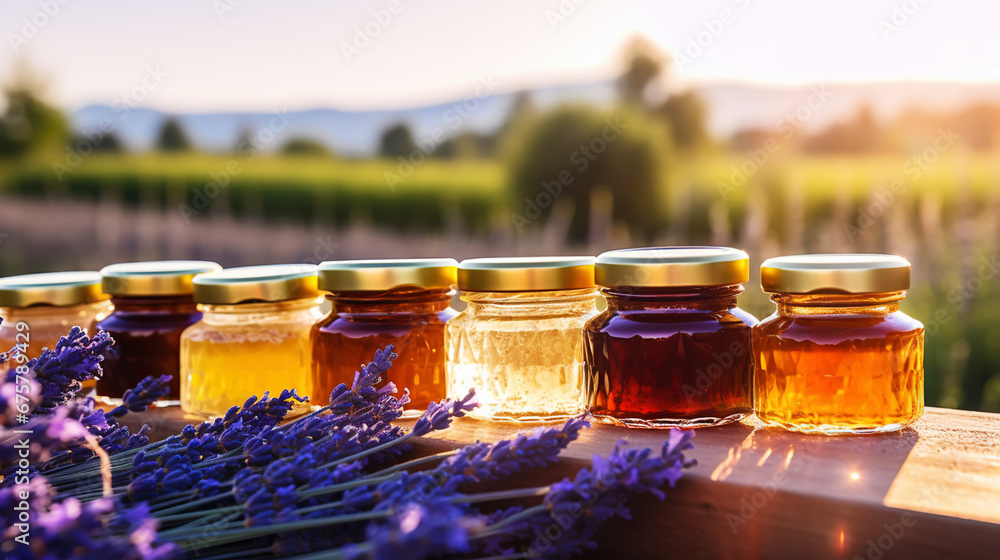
[446, 287, 598, 423]
[584, 283, 756, 428]
[753, 290, 924, 434]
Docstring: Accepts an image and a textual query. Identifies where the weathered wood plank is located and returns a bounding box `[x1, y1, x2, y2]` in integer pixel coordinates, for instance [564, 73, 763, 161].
[114, 406, 1000, 559]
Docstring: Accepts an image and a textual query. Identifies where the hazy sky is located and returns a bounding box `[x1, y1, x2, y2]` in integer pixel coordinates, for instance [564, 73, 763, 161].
[2, 0, 997, 112]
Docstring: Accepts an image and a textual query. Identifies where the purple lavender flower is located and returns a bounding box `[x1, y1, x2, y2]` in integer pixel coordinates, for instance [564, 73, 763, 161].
[1, 476, 179, 560]
[0, 407, 90, 471]
[343, 499, 485, 560]
[437, 415, 589, 483]
[244, 484, 298, 527]
[328, 345, 398, 416]
[342, 469, 465, 513]
[411, 389, 478, 437]
[515, 431, 696, 559]
[107, 374, 173, 417]
[1, 369, 40, 429]
[33, 397, 152, 472]
[27, 327, 114, 415]
[128, 454, 206, 501]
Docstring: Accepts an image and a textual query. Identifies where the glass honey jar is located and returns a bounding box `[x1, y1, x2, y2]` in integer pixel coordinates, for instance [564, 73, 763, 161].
[446, 257, 598, 423]
[584, 247, 757, 428]
[312, 259, 458, 416]
[0, 272, 112, 384]
[753, 254, 924, 434]
[181, 264, 321, 418]
[96, 261, 221, 404]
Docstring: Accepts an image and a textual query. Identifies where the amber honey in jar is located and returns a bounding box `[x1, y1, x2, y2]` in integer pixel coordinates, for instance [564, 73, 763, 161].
[96, 261, 221, 404]
[584, 247, 757, 428]
[0, 272, 112, 384]
[312, 259, 457, 416]
[446, 257, 598, 423]
[754, 254, 924, 434]
[181, 264, 321, 417]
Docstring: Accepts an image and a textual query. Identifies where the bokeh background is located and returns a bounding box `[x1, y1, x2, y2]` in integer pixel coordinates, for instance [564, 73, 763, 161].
[1, 0, 999, 412]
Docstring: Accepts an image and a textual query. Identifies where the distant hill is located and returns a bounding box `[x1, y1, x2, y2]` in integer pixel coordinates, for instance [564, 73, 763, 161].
[69, 82, 617, 156]
[69, 80, 1000, 155]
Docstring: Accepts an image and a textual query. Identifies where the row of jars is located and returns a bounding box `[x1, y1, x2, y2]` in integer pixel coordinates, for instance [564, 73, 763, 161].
[0, 248, 924, 435]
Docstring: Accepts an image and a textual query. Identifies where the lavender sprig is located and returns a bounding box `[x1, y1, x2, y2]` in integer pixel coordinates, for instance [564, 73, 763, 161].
[437, 416, 589, 482]
[342, 499, 486, 560]
[27, 327, 114, 415]
[328, 347, 395, 407]
[411, 390, 478, 437]
[108, 375, 174, 418]
[484, 431, 696, 559]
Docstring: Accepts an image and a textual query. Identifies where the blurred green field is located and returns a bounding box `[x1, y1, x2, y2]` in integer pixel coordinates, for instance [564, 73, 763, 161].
[4, 151, 997, 229]
[0, 153, 507, 231]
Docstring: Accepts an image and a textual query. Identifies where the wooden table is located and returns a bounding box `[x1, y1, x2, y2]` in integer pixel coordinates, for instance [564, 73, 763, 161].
[122, 406, 1000, 560]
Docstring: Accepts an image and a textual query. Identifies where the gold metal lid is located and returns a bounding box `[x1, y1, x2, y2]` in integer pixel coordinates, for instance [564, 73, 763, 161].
[760, 254, 911, 294]
[318, 258, 457, 292]
[193, 264, 320, 304]
[457, 256, 595, 292]
[595, 246, 750, 288]
[0, 271, 108, 308]
[101, 261, 222, 296]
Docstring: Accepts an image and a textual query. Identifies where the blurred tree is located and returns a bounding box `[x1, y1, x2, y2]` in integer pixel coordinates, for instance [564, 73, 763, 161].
[617, 36, 668, 107]
[804, 105, 881, 153]
[950, 104, 1000, 151]
[434, 132, 493, 159]
[728, 127, 778, 152]
[379, 123, 417, 158]
[507, 104, 671, 242]
[495, 91, 538, 162]
[497, 91, 535, 141]
[156, 117, 191, 151]
[0, 68, 68, 158]
[281, 137, 332, 156]
[233, 126, 255, 153]
[69, 131, 122, 153]
[657, 91, 710, 151]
